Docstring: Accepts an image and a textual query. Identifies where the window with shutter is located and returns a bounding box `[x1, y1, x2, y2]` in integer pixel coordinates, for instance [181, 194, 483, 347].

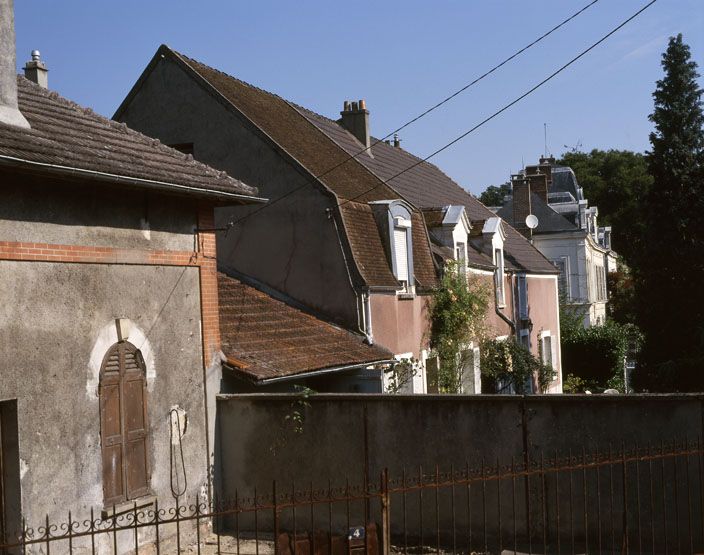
[494, 248, 505, 306]
[394, 227, 409, 283]
[99, 342, 149, 506]
[517, 274, 528, 320]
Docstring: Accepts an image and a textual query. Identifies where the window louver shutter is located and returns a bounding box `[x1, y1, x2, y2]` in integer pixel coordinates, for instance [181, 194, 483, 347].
[394, 228, 409, 282]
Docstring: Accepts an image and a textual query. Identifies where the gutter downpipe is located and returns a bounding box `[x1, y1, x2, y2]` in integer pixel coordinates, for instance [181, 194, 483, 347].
[495, 272, 516, 333]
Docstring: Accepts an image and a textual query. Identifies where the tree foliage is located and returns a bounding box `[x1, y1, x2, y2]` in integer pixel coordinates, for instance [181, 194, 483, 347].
[480, 338, 553, 394]
[634, 34, 704, 392]
[556, 149, 652, 268]
[478, 182, 511, 206]
[429, 260, 490, 393]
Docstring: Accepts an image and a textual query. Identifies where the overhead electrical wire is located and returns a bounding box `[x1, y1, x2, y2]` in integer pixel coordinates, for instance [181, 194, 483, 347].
[222, 0, 602, 229]
[336, 0, 658, 208]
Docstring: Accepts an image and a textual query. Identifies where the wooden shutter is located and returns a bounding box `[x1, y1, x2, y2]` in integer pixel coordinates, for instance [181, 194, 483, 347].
[394, 228, 409, 282]
[100, 347, 125, 506]
[99, 343, 149, 506]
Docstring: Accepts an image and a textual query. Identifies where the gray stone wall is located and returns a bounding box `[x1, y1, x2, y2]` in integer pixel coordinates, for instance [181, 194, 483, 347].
[116, 57, 361, 329]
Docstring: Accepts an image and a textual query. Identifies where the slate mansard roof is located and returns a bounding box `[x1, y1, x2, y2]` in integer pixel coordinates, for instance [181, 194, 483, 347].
[497, 193, 578, 234]
[0, 77, 261, 202]
[218, 273, 393, 382]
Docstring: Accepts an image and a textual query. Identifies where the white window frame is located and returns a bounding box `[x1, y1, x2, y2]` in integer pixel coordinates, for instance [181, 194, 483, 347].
[392, 216, 414, 294]
[494, 247, 505, 307]
[551, 256, 571, 301]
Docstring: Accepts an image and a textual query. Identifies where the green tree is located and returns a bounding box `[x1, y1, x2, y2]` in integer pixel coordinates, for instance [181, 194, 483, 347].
[478, 182, 511, 206]
[429, 260, 489, 393]
[634, 34, 704, 392]
[556, 149, 652, 268]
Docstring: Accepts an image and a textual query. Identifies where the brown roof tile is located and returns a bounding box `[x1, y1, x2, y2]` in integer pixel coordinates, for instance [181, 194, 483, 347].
[1, 77, 258, 200]
[295, 106, 557, 274]
[162, 47, 439, 287]
[218, 273, 393, 381]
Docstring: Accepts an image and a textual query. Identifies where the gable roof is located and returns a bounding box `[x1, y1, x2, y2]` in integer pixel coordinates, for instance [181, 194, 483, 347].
[218, 273, 393, 382]
[497, 192, 578, 234]
[1, 77, 261, 202]
[133, 46, 439, 289]
[295, 106, 558, 274]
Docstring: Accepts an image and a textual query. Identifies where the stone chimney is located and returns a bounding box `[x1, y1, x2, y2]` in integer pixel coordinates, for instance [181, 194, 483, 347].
[0, 0, 29, 128]
[24, 50, 47, 88]
[340, 99, 370, 150]
[511, 174, 532, 238]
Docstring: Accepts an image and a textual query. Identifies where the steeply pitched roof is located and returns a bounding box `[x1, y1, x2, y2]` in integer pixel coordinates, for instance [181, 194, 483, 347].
[295, 106, 558, 274]
[151, 46, 439, 288]
[497, 193, 578, 234]
[218, 273, 393, 382]
[1, 77, 259, 201]
[550, 166, 583, 200]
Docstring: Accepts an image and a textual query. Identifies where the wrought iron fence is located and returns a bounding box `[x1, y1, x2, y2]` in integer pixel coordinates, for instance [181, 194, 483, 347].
[1, 438, 703, 554]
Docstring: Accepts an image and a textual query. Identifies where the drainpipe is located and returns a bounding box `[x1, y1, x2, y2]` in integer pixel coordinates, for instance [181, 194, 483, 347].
[495, 273, 516, 332]
[363, 290, 374, 345]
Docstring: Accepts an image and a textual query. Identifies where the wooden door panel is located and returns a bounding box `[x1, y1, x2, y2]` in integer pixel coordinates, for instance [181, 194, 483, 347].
[102, 443, 124, 505]
[123, 378, 145, 434]
[125, 438, 149, 498]
[100, 382, 122, 443]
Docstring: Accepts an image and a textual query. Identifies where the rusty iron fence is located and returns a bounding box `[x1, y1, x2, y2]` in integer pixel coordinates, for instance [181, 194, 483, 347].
[1, 438, 704, 554]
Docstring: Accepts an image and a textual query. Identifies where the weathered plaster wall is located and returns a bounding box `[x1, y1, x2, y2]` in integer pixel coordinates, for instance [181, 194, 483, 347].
[217, 394, 704, 548]
[0, 260, 207, 533]
[369, 292, 429, 358]
[116, 57, 360, 329]
[0, 175, 197, 251]
[526, 274, 562, 391]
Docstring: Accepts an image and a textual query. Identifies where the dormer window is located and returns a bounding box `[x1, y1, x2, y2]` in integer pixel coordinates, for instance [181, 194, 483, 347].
[393, 217, 412, 286]
[369, 200, 415, 294]
[494, 247, 505, 306]
[480, 217, 507, 308]
[455, 242, 467, 276]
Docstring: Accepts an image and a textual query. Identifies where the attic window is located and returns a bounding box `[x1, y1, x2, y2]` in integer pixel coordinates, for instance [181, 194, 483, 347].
[455, 242, 467, 276]
[369, 200, 415, 294]
[494, 247, 505, 307]
[394, 227, 409, 284]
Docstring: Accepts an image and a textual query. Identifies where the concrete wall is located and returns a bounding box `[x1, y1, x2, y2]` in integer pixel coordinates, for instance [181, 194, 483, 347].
[216, 394, 704, 550]
[369, 292, 429, 359]
[0, 182, 209, 548]
[116, 56, 361, 330]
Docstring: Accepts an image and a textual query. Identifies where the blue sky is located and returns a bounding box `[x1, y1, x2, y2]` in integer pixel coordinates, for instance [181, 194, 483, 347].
[14, 1, 703, 194]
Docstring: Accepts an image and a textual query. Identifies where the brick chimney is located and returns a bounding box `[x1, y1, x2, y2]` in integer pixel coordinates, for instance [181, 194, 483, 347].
[527, 171, 548, 204]
[24, 49, 48, 88]
[0, 0, 30, 128]
[511, 174, 532, 238]
[340, 99, 370, 150]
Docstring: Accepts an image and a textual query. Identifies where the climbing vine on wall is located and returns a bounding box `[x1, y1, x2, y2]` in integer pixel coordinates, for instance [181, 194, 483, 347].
[429, 260, 490, 393]
[480, 338, 554, 394]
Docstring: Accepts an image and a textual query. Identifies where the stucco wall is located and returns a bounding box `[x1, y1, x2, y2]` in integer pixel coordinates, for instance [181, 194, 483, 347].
[369, 292, 430, 358]
[0, 261, 208, 533]
[116, 57, 360, 329]
[526, 274, 562, 391]
[216, 394, 703, 548]
[0, 175, 197, 251]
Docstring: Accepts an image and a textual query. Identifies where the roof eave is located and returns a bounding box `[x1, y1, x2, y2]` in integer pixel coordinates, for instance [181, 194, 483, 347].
[224, 358, 395, 385]
[0, 155, 268, 204]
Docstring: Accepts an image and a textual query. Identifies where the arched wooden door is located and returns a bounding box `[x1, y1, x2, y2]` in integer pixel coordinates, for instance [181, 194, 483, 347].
[99, 342, 149, 506]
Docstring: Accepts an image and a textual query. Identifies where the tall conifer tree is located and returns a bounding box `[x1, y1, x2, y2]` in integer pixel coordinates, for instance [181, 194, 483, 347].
[635, 34, 704, 391]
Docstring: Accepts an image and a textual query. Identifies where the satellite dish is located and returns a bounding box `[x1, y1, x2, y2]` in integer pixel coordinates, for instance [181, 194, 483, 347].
[525, 214, 539, 229]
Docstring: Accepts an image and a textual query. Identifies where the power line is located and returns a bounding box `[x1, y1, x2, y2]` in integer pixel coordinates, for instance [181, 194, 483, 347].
[224, 0, 601, 229]
[337, 0, 658, 208]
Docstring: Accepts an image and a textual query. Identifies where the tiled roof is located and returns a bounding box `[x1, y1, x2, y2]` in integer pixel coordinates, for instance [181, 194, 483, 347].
[497, 193, 578, 234]
[218, 273, 393, 381]
[296, 107, 558, 274]
[0, 77, 258, 200]
[160, 47, 438, 288]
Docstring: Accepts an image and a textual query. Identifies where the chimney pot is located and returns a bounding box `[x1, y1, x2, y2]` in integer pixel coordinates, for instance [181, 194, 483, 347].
[340, 97, 371, 150]
[24, 48, 48, 88]
[393, 133, 400, 148]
